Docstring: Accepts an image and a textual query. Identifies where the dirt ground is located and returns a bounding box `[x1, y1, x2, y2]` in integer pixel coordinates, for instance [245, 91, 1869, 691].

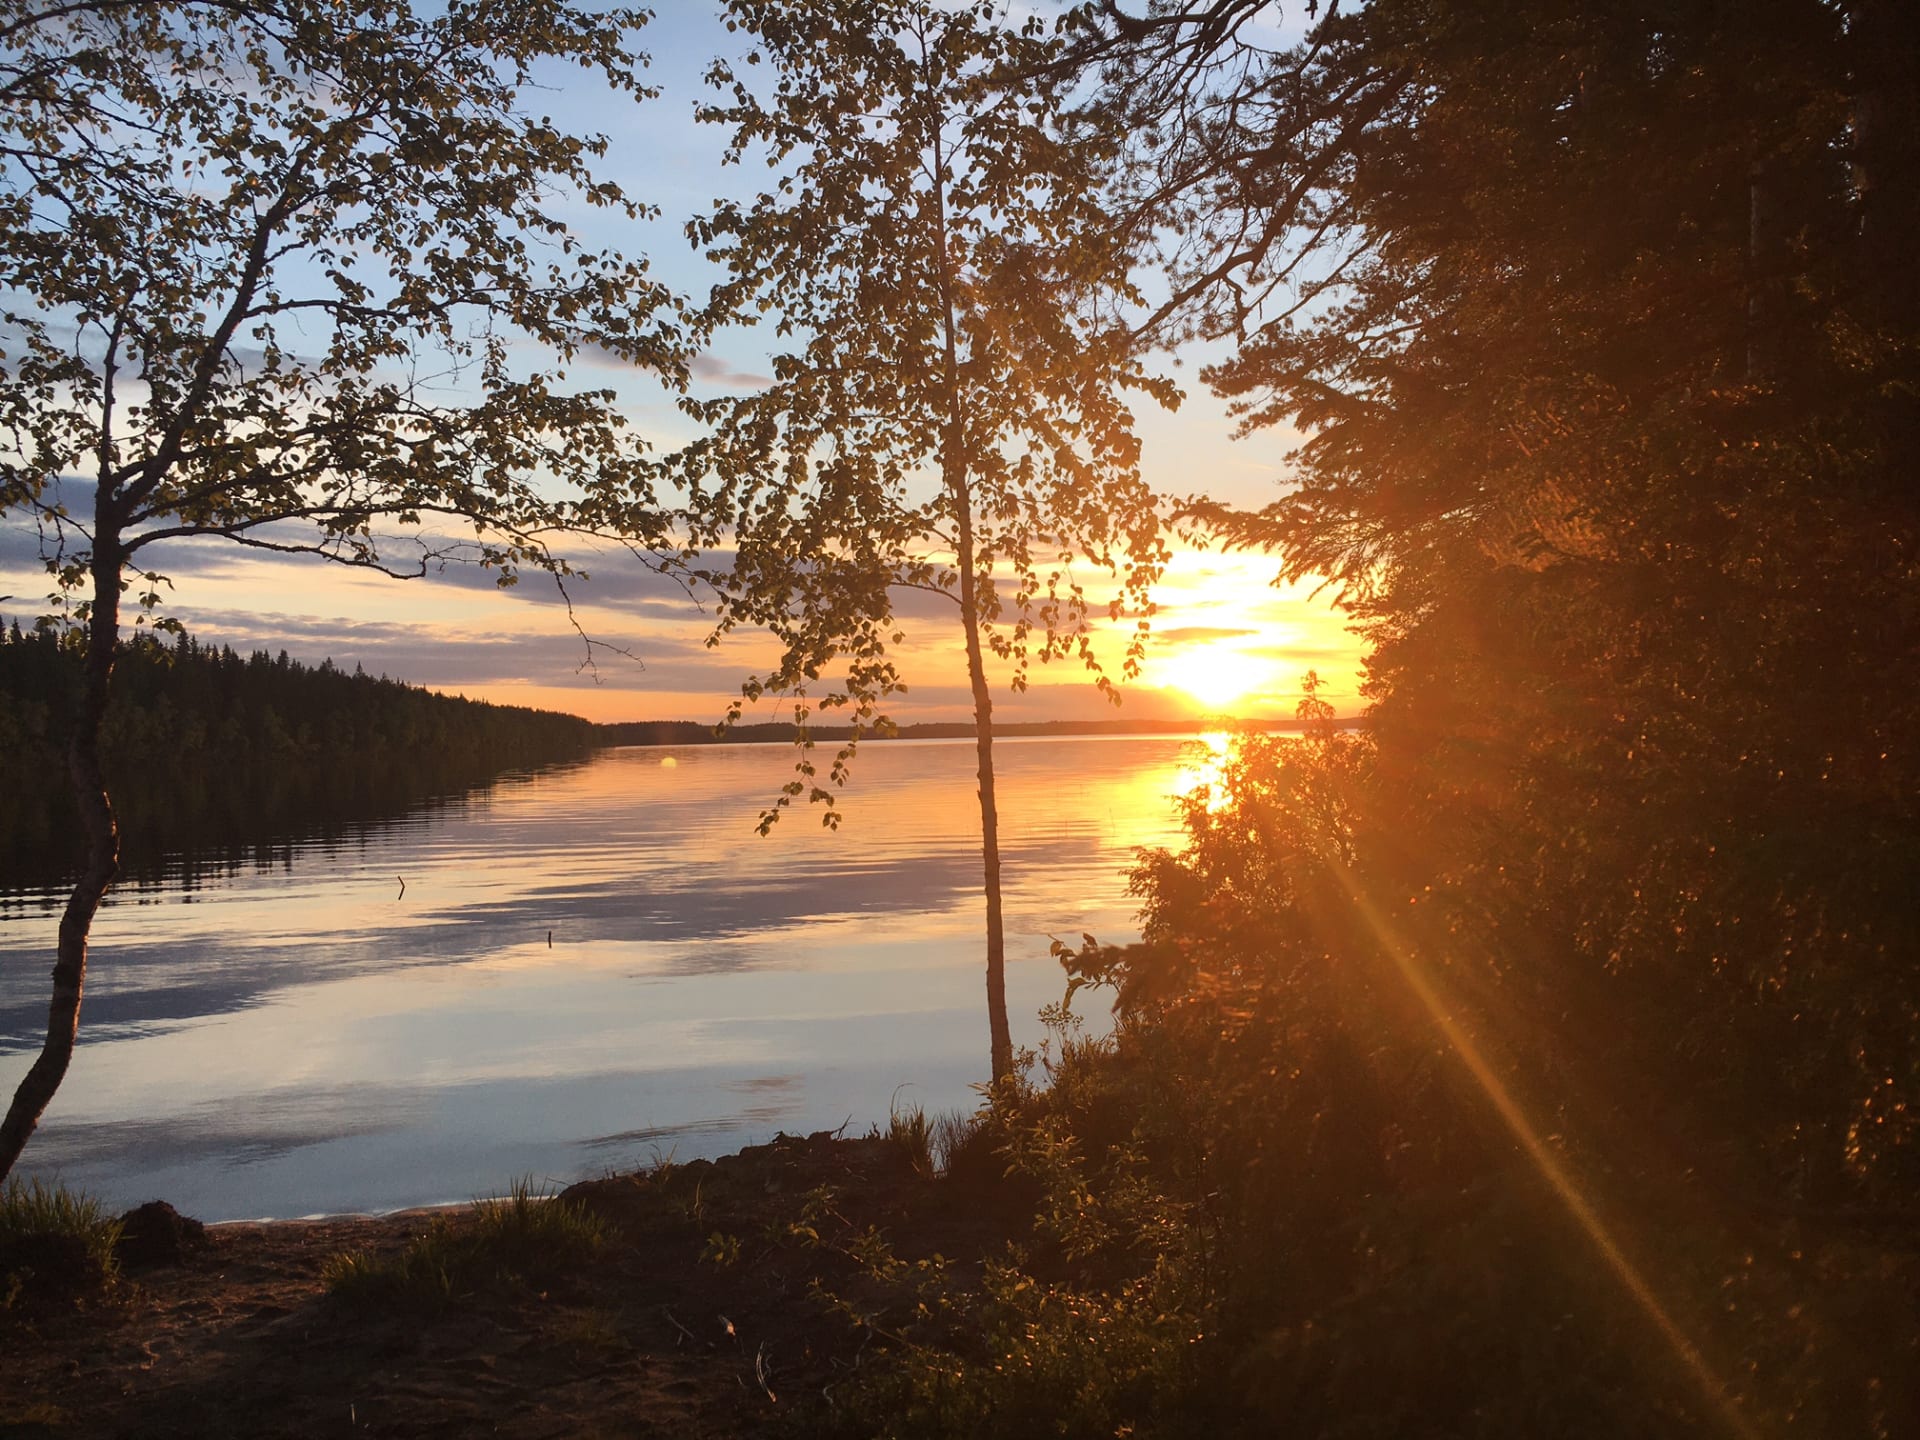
[1, 1131, 1007, 1439]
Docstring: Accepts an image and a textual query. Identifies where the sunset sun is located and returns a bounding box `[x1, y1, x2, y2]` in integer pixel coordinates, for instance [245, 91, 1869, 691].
[1152, 642, 1278, 713]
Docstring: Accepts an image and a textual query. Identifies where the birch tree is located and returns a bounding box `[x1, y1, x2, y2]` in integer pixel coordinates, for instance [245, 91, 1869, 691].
[0, 0, 687, 1181]
[682, 0, 1172, 1082]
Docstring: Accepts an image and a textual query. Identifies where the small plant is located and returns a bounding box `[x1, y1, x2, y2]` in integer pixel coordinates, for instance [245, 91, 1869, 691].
[321, 1221, 459, 1310]
[470, 1176, 607, 1276]
[325, 1178, 605, 1310]
[0, 1178, 123, 1302]
[887, 1096, 936, 1178]
[701, 1230, 743, 1267]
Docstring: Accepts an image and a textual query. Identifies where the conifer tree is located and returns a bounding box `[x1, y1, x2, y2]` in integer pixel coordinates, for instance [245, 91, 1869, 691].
[1088, 0, 1920, 1209]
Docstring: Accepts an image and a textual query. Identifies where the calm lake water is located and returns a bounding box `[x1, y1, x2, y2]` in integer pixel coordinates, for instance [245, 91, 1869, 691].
[0, 736, 1220, 1220]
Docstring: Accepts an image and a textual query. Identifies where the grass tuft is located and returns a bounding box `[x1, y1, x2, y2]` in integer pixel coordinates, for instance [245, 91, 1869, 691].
[932, 1109, 993, 1178]
[471, 1175, 607, 1273]
[933, 1107, 1010, 1191]
[321, 1223, 457, 1309]
[0, 1178, 123, 1303]
[324, 1177, 606, 1310]
[887, 1098, 936, 1178]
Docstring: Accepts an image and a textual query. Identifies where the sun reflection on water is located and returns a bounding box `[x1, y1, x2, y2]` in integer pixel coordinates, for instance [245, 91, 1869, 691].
[1170, 730, 1235, 813]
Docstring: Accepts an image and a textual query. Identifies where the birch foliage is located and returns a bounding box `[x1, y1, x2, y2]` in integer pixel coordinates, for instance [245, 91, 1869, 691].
[683, 0, 1174, 806]
[0, 0, 689, 1182]
[680, 0, 1175, 1079]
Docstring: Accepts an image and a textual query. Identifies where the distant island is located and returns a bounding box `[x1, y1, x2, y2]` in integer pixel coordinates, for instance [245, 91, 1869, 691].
[596, 714, 1340, 746]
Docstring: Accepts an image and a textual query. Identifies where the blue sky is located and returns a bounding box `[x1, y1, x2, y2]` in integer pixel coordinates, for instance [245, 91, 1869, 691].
[0, 1, 1363, 723]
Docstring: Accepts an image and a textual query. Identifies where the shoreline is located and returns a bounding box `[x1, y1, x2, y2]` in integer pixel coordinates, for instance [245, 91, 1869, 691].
[4, 1129, 971, 1438]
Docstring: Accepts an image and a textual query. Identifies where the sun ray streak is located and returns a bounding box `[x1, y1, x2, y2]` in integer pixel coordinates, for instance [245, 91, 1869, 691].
[1329, 865, 1761, 1440]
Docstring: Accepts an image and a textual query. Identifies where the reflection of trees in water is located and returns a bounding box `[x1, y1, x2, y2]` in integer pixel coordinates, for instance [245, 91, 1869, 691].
[0, 751, 599, 898]
[0, 628, 599, 893]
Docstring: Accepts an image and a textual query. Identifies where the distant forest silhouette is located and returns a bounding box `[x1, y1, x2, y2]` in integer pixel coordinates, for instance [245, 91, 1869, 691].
[0, 624, 597, 887]
[0, 623, 1286, 888]
[601, 715, 1321, 747]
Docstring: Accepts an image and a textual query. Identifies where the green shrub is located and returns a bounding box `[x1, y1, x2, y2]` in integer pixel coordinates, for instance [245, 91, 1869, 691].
[812, 1050, 1228, 1439]
[828, 1249, 1217, 1440]
[0, 1178, 122, 1303]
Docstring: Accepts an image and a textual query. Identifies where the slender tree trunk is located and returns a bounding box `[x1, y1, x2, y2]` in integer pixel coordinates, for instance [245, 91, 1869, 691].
[0, 535, 122, 1182]
[923, 94, 1012, 1084]
[952, 485, 1014, 1082]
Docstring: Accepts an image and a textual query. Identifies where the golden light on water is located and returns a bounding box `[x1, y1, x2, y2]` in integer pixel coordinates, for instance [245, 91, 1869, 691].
[1170, 730, 1235, 812]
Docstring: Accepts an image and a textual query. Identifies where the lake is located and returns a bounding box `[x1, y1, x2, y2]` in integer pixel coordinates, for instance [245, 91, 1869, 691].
[0, 735, 1222, 1220]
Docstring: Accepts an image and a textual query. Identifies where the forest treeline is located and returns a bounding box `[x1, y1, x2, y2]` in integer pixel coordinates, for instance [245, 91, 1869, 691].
[0, 623, 597, 885]
[0, 620, 1301, 885]
[600, 716, 1312, 746]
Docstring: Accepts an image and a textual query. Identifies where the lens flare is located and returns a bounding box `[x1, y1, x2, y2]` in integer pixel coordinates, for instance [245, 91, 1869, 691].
[1329, 864, 1758, 1440]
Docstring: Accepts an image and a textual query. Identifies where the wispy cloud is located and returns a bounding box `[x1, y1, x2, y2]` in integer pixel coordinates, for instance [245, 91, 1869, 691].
[1153, 626, 1262, 644]
[689, 351, 775, 391]
[164, 603, 722, 692]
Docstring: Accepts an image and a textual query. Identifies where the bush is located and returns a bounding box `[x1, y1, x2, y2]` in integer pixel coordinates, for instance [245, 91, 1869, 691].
[829, 1250, 1218, 1440]
[814, 1045, 1229, 1439]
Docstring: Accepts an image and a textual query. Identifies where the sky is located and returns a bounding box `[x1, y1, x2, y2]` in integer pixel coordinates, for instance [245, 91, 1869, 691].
[0, 2, 1367, 726]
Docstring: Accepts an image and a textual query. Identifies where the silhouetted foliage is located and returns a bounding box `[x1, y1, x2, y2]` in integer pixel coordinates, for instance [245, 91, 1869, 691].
[816, 0, 1920, 1434]
[0, 0, 688, 1180]
[1160, 0, 1920, 1214]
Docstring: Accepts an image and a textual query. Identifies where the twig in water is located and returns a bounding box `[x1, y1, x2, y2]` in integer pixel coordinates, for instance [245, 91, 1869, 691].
[396, 875, 406, 900]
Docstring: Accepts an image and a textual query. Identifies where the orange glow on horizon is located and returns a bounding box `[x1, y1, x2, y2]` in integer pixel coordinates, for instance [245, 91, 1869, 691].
[1149, 641, 1281, 715]
[439, 546, 1369, 726]
[104, 537, 1367, 726]
[1139, 550, 1366, 721]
